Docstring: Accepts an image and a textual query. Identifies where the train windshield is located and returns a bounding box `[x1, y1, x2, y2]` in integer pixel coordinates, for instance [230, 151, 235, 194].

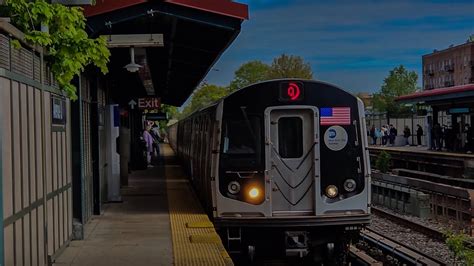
[222, 117, 260, 155]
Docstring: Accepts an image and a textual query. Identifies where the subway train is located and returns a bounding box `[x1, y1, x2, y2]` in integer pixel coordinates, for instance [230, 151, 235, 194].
[168, 79, 371, 264]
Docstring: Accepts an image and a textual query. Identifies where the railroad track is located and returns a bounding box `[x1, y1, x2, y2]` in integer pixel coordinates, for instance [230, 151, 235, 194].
[372, 207, 445, 240]
[349, 246, 382, 265]
[372, 206, 474, 248]
[360, 228, 446, 265]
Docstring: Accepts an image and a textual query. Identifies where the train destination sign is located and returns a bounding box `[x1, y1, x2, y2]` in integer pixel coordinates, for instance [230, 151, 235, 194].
[279, 81, 304, 102]
[138, 97, 161, 110]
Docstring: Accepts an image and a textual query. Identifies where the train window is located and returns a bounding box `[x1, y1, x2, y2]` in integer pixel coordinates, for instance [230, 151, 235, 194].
[278, 117, 303, 158]
[222, 117, 260, 155]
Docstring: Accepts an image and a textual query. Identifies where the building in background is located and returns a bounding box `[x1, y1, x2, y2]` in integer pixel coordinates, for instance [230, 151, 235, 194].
[357, 92, 373, 113]
[423, 40, 474, 90]
[398, 37, 474, 151]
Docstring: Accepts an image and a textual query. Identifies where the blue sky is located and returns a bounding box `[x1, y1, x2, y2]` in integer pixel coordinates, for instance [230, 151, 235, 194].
[204, 0, 474, 95]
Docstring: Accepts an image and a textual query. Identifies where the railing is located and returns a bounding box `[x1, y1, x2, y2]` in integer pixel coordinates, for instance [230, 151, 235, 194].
[444, 64, 454, 72]
[444, 81, 455, 87]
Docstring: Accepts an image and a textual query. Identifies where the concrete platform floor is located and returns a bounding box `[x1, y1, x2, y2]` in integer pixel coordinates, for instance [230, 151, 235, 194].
[54, 154, 173, 265]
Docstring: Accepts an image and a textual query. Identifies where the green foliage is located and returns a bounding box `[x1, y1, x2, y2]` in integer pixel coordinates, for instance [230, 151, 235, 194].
[6, 0, 110, 100]
[179, 84, 230, 119]
[161, 104, 179, 120]
[229, 60, 270, 92]
[10, 39, 21, 49]
[175, 54, 313, 120]
[372, 65, 418, 116]
[445, 230, 474, 265]
[468, 34, 474, 43]
[266, 54, 313, 80]
[375, 151, 391, 173]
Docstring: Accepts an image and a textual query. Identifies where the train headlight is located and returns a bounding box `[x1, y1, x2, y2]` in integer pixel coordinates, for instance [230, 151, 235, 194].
[248, 187, 260, 199]
[343, 179, 357, 192]
[228, 181, 241, 195]
[325, 185, 338, 198]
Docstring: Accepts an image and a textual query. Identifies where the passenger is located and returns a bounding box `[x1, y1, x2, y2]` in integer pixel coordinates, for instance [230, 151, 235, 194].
[375, 127, 382, 145]
[416, 124, 423, 146]
[370, 125, 377, 145]
[465, 124, 473, 153]
[381, 125, 388, 146]
[452, 122, 461, 152]
[389, 124, 397, 146]
[143, 123, 154, 167]
[445, 126, 454, 151]
[433, 123, 442, 151]
[151, 124, 162, 158]
[403, 126, 411, 146]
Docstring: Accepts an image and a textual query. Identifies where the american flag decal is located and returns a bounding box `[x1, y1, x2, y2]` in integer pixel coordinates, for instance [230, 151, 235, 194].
[320, 107, 351, 125]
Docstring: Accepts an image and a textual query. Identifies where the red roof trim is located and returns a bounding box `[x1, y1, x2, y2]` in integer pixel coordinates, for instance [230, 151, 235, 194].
[83, 0, 248, 20]
[396, 84, 474, 101]
[83, 0, 147, 17]
[165, 0, 248, 20]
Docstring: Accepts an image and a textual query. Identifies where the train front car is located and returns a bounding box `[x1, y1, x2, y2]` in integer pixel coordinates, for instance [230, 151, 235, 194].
[215, 79, 371, 263]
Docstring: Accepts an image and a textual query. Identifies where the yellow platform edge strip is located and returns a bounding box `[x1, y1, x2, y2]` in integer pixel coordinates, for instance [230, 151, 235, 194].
[165, 146, 233, 266]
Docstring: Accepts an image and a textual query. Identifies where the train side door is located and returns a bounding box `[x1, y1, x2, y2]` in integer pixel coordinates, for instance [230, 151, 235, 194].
[265, 107, 319, 216]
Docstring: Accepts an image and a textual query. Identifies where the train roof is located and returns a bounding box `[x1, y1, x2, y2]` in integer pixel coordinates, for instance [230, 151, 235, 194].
[179, 79, 362, 121]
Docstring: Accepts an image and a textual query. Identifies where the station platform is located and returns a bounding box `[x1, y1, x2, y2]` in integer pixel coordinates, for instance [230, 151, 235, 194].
[54, 144, 232, 266]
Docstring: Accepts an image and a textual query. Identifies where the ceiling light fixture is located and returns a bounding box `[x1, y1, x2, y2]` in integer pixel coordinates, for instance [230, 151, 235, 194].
[124, 47, 142, 73]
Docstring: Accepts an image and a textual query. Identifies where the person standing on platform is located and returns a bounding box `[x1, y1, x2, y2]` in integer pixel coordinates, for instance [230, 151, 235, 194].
[370, 125, 377, 145]
[433, 123, 442, 151]
[465, 124, 473, 153]
[143, 123, 154, 167]
[151, 124, 162, 158]
[381, 125, 388, 146]
[452, 122, 460, 152]
[403, 126, 411, 146]
[416, 124, 423, 146]
[389, 124, 397, 146]
[375, 127, 382, 145]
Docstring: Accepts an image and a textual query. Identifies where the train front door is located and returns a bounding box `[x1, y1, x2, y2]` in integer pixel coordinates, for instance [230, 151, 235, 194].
[265, 107, 319, 216]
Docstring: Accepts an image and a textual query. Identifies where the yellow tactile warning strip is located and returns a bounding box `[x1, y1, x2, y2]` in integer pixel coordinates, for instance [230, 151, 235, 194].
[164, 145, 233, 266]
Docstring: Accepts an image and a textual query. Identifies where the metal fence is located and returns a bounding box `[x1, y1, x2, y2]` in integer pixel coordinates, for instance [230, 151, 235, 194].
[366, 113, 429, 146]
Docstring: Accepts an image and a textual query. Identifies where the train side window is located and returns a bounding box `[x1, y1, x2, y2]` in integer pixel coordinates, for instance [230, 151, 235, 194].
[278, 117, 303, 158]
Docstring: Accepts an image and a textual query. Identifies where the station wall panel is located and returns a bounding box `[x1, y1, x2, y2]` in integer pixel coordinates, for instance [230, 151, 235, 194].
[0, 34, 72, 266]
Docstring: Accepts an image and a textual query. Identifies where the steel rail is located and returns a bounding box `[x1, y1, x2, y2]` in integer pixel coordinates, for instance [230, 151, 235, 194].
[372, 207, 474, 249]
[349, 246, 382, 265]
[360, 228, 446, 265]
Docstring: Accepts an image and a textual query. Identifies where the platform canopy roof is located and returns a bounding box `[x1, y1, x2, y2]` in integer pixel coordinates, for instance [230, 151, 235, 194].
[84, 0, 248, 106]
[396, 84, 474, 106]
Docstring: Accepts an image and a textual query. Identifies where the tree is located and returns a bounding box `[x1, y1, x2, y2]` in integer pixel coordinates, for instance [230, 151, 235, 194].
[372, 65, 418, 116]
[6, 0, 110, 100]
[179, 84, 229, 118]
[161, 104, 179, 120]
[229, 60, 270, 92]
[266, 54, 313, 80]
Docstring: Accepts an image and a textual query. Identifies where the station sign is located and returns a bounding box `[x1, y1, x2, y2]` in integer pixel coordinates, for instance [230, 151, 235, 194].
[138, 97, 161, 110]
[51, 96, 67, 125]
[145, 112, 167, 121]
[279, 81, 304, 102]
[447, 107, 472, 114]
